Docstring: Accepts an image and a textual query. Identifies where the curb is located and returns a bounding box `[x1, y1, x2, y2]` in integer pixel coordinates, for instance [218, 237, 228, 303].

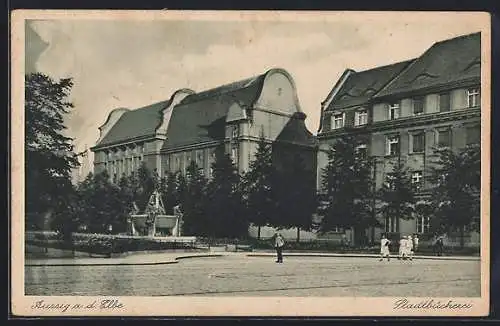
[246, 253, 480, 261]
[25, 254, 224, 267]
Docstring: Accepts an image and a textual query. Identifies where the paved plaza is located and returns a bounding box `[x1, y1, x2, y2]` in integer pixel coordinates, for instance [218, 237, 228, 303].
[25, 253, 481, 297]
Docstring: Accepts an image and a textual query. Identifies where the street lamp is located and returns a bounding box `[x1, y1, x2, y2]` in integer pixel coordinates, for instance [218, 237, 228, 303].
[370, 155, 384, 244]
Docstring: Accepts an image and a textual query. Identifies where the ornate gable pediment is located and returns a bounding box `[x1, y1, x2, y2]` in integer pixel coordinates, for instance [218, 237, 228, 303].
[156, 89, 195, 135]
[96, 108, 130, 145]
[226, 101, 247, 123]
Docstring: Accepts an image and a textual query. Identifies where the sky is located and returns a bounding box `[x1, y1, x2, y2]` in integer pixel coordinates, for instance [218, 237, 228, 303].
[24, 12, 485, 156]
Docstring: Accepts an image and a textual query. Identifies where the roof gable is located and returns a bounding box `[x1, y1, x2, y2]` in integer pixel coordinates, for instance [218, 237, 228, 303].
[275, 112, 317, 147]
[326, 60, 414, 111]
[96, 100, 170, 147]
[161, 75, 265, 150]
[375, 32, 481, 98]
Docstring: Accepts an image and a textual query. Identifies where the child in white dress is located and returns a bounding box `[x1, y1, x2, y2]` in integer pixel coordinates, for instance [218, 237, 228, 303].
[407, 235, 414, 261]
[379, 235, 391, 261]
[398, 236, 406, 260]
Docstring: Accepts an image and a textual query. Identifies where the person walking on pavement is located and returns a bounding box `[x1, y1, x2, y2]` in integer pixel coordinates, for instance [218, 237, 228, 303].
[413, 234, 419, 253]
[398, 236, 406, 260]
[407, 235, 414, 261]
[435, 235, 444, 256]
[379, 234, 391, 262]
[274, 233, 285, 263]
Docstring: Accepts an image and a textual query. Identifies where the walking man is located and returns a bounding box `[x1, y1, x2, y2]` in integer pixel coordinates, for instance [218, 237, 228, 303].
[435, 235, 444, 256]
[274, 233, 285, 263]
[379, 234, 391, 261]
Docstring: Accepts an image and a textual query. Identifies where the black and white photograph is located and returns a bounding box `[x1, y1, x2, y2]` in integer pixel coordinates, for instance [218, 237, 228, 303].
[11, 10, 490, 316]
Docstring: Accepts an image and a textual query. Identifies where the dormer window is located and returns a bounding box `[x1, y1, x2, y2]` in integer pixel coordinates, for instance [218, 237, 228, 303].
[467, 88, 480, 107]
[388, 103, 400, 120]
[331, 113, 345, 130]
[354, 110, 368, 126]
[413, 96, 425, 115]
[439, 92, 451, 112]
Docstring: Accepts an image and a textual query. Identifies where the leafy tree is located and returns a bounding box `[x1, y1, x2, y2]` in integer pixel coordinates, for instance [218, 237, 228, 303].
[428, 144, 480, 247]
[76, 171, 128, 234]
[243, 137, 278, 239]
[127, 162, 157, 212]
[377, 159, 416, 234]
[181, 161, 208, 236]
[159, 172, 178, 214]
[320, 135, 375, 244]
[25, 73, 79, 231]
[117, 173, 136, 213]
[275, 153, 317, 242]
[206, 152, 248, 238]
[174, 171, 188, 209]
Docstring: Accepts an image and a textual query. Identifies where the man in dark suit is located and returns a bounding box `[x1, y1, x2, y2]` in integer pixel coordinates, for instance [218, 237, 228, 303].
[274, 233, 285, 263]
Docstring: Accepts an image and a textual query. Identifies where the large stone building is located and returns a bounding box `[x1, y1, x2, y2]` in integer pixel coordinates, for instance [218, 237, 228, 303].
[317, 32, 481, 245]
[91, 67, 317, 187]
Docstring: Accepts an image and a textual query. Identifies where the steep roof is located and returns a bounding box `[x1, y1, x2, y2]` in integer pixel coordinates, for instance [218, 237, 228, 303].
[275, 112, 318, 147]
[376, 32, 481, 98]
[97, 100, 170, 147]
[326, 60, 414, 111]
[161, 74, 265, 150]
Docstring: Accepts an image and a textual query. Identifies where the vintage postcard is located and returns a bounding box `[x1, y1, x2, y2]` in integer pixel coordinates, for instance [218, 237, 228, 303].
[11, 10, 491, 317]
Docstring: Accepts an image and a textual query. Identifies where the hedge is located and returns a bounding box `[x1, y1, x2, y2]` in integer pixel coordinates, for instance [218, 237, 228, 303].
[26, 232, 198, 255]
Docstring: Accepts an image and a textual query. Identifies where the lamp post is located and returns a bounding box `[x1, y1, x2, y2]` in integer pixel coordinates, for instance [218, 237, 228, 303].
[370, 155, 384, 244]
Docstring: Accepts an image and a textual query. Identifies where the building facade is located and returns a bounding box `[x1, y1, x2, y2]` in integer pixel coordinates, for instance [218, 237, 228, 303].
[317, 32, 481, 245]
[91, 67, 317, 186]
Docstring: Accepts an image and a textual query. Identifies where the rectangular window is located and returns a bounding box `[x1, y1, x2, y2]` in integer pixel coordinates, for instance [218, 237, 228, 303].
[196, 150, 204, 167]
[437, 129, 451, 147]
[332, 226, 343, 233]
[411, 171, 423, 191]
[411, 132, 425, 153]
[232, 126, 239, 138]
[355, 110, 368, 126]
[175, 155, 181, 172]
[385, 216, 398, 233]
[413, 96, 424, 115]
[416, 215, 431, 234]
[467, 88, 480, 107]
[231, 147, 239, 165]
[185, 152, 193, 168]
[388, 103, 400, 120]
[386, 135, 400, 156]
[466, 125, 480, 145]
[355, 143, 367, 158]
[384, 174, 396, 191]
[331, 113, 345, 129]
[439, 93, 451, 112]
